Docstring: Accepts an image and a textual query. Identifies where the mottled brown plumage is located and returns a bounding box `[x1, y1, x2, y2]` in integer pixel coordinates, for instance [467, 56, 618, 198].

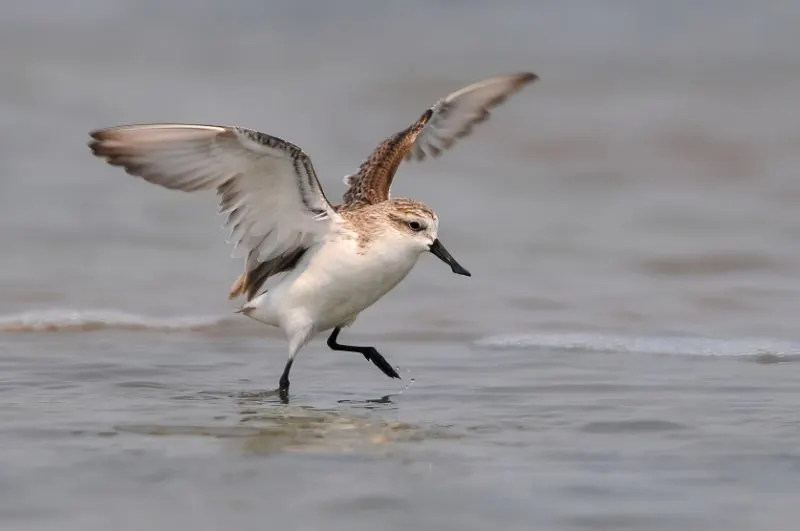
[340, 110, 433, 207]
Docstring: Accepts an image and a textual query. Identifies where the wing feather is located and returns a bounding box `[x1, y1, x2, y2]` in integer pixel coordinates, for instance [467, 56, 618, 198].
[88, 123, 340, 300]
[341, 72, 537, 206]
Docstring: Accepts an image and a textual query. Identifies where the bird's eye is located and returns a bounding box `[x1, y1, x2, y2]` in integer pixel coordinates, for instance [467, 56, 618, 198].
[407, 220, 424, 232]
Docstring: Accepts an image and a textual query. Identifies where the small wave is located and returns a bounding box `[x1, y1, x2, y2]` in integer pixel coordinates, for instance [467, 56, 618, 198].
[0, 308, 228, 333]
[475, 333, 800, 359]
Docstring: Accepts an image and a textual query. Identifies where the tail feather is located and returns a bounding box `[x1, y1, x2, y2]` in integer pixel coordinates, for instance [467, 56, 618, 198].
[228, 272, 246, 299]
[233, 305, 254, 315]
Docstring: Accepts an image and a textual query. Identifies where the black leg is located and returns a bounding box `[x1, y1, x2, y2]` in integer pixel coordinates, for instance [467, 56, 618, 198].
[278, 358, 293, 403]
[327, 327, 400, 379]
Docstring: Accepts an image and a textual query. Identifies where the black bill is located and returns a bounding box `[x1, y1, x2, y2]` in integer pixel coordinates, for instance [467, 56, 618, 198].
[429, 238, 471, 277]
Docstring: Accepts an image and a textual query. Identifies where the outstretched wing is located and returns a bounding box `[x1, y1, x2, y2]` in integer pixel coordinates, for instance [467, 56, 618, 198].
[341, 72, 537, 206]
[88, 123, 340, 301]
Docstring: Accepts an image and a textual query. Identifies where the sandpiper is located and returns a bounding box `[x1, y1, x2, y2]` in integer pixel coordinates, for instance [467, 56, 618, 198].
[88, 71, 537, 399]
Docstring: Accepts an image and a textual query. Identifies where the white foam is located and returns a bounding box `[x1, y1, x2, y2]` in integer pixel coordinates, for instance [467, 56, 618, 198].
[0, 308, 226, 333]
[475, 333, 800, 358]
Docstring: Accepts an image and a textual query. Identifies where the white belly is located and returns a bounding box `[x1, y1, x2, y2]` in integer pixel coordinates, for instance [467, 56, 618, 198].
[247, 235, 420, 332]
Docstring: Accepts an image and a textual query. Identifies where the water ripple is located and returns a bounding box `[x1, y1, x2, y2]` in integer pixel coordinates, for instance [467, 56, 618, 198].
[475, 333, 800, 359]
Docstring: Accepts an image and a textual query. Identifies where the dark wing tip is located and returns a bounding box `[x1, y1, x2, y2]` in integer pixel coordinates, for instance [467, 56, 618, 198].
[88, 126, 122, 142]
[88, 127, 121, 157]
[506, 72, 539, 92]
[87, 138, 105, 157]
[88, 130, 103, 153]
[87, 137, 117, 159]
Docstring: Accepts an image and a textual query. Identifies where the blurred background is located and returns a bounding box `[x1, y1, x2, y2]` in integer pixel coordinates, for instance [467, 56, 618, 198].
[2, 2, 800, 530]
[3, 0, 800, 338]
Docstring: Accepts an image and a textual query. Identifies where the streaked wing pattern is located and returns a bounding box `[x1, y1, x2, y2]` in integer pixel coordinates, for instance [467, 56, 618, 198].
[341, 72, 537, 206]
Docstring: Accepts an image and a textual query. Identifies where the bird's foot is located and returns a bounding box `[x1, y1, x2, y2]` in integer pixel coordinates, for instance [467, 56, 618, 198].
[362, 347, 400, 379]
[277, 386, 290, 404]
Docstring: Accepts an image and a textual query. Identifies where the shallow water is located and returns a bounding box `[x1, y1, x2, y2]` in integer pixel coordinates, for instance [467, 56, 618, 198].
[3, 1, 800, 530]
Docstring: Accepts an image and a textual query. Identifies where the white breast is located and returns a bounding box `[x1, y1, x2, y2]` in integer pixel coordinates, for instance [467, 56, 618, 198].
[252, 230, 421, 332]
